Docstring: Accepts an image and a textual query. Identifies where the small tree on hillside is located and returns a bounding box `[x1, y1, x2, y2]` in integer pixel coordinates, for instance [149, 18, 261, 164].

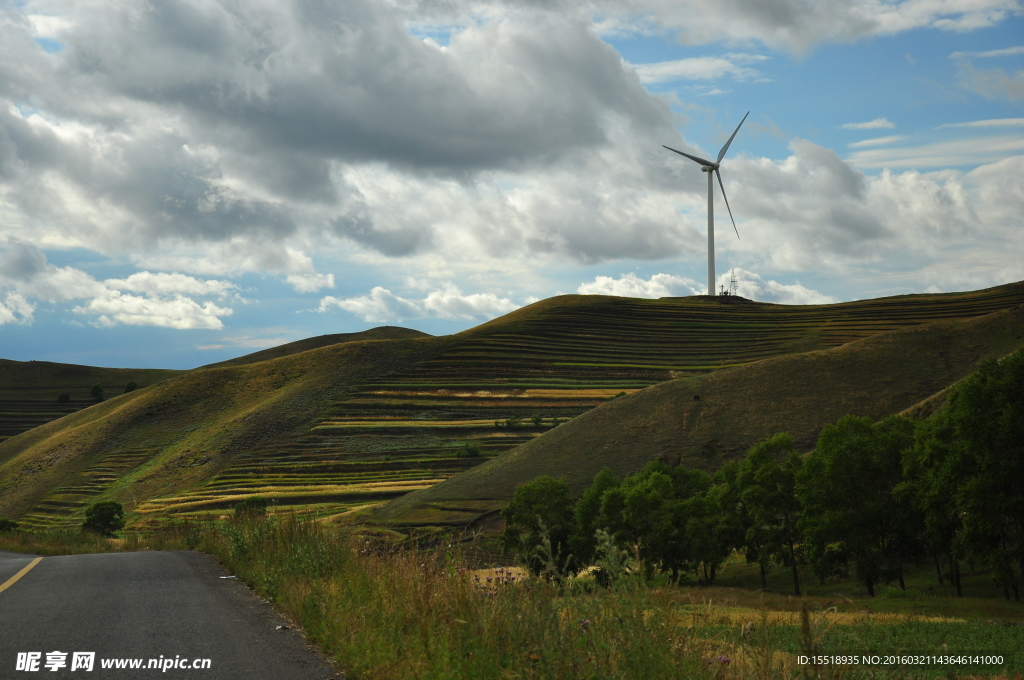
[57, 392, 71, 403]
[82, 501, 125, 536]
[124, 381, 138, 393]
[90, 384, 104, 402]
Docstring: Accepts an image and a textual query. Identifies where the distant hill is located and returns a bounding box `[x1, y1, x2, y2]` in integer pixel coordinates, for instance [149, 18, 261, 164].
[201, 327, 431, 368]
[2, 281, 1024, 529]
[0, 360, 182, 444]
[375, 302, 1024, 527]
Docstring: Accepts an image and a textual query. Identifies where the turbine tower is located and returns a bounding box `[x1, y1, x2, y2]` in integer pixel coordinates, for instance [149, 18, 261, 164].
[663, 112, 748, 296]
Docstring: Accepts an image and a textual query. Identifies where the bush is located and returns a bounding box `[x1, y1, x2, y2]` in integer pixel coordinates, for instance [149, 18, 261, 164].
[57, 392, 71, 403]
[0, 517, 18, 532]
[124, 381, 138, 393]
[235, 496, 270, 518]
[89, 384, 104, 402]
[82, 501, 125, 536]
[531, 413, 543, 428]
[455, 443, 482, 458]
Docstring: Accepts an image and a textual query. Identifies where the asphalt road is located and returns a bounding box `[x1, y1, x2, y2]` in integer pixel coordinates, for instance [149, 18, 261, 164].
[0, 550, 339, 679]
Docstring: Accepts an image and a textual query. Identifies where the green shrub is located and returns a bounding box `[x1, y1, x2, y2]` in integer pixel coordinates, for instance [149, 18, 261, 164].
[89, 384, 104, 402]
[57, 392, 71, 403]
[0, 517, 18, 532]
[124, 381, 138, 393]
[82, 501, 125, 536]
[455, 443, 482, 458]
[531, 413, 543, 428]
[234, 496, 270, 518]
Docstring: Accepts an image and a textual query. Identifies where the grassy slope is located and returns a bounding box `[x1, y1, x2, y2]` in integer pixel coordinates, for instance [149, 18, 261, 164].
[200, 326, 430, 368]
[0, 336, 447, 523]
[377, 303, 1024, 524]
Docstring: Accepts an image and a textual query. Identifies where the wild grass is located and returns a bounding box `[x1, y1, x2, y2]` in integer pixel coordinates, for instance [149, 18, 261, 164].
[4, 518, 1023, 679]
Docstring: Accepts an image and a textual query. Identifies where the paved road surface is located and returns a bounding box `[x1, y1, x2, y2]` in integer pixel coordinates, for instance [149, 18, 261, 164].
[0, 550, 339, 679]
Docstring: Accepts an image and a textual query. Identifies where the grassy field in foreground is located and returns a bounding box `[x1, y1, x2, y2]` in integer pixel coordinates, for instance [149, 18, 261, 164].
[2, 521, 1022, 679]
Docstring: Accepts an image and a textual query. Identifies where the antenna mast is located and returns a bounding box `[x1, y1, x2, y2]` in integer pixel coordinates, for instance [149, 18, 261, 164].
[729, 269, 738, 297]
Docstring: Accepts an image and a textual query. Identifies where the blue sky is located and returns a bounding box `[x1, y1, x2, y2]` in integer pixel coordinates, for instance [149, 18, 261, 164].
[1, 0, 1022, 369]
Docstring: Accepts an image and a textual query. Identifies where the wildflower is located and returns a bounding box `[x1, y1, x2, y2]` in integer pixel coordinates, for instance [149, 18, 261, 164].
[717, 655, 731, 665]
[579, 619, 592, 633]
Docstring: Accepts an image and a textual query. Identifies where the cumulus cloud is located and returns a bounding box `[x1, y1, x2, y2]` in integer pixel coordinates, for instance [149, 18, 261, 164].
[577, 272, 700, 297]
[0, 292, 35, 326]
[74, 293, 233, 330]
[0, 239, 237, 329]
[104, 272, 238, 297]
[841, 118, 895, 130]
[722, 268, 836, 304]
[318, 284, 519, 322]
[576, 270, 833, 303]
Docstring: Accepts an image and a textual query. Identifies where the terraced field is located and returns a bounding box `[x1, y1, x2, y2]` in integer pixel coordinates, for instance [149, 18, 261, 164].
[128, 283, 1024, 525]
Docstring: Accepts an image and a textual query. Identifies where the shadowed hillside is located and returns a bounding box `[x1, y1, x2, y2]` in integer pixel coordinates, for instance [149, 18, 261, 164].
[375, 303, 1024, 527]
[0, 361, 182, 444]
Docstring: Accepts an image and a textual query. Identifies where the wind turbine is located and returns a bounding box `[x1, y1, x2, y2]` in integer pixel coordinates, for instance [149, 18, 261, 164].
[664, 112, 748, 296]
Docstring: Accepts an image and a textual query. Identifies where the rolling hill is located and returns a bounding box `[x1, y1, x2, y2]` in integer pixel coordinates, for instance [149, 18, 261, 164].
[2, 280, 1023, 529]
[375, 302, 1024, 527]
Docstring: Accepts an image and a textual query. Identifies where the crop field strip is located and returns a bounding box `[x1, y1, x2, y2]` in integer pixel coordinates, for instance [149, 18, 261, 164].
[128, 285, 1024, 524]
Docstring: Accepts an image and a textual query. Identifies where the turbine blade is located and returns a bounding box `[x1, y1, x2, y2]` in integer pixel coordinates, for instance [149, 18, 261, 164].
[716, 169, 740, 239]
[716, 111, 750, 163]
[663, 145, 714, 167]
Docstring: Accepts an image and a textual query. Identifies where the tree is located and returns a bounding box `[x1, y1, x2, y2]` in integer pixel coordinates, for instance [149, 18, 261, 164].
[124, 381, 138, 393]
[797, 415, 916, 596]
[915, 349, 1024, 600]
[57, 392, 71, 403]
[82, 501, 125, 536]
[90, 384, 104, 402]
[736, 433, 804, 595]
[501, 476, 576, 575]
[569, 467, 620, 568]
[0, 518, 18, 532]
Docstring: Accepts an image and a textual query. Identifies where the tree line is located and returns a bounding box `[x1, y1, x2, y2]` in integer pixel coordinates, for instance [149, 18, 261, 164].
[501, 346, 1024, 599]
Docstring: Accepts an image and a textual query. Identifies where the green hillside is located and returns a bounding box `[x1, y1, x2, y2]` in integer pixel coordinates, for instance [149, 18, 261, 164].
[377, 302, 1024, 527]
[2, 280, 1023, 529]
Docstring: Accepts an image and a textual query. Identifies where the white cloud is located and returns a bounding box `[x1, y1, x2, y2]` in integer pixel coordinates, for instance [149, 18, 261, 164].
[318, 284, 520, 322]
[847, 136, 1024, 168]
[723, 269, 836, 304]
[286, 273, 335, 293]
[848, 135, 906, 148]
[841, 118, 895, 130]
[577, 272, 700, 297]
[939, 118, 1024, 128]
[73, 293, 233, 330]
[631, 54, 767, 83]
[105, 272, 237, 297]
[951, 45, 1024, 59]
[0, 292, 35, 326]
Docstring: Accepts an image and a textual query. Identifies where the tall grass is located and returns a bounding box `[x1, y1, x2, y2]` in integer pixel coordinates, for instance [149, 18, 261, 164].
[4, 519, 1022, 679]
